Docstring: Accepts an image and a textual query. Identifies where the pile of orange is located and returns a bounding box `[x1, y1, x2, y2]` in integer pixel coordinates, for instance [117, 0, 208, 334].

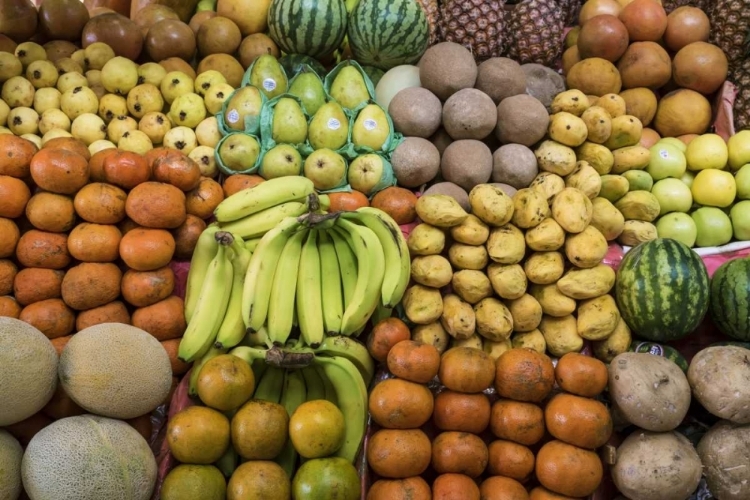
[365, 337, 612, 500]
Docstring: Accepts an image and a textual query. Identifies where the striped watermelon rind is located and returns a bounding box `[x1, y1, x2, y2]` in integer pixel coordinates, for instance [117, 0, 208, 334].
[615, 238, 710, 343]
[268, 0, 348, 59]
[279, 54, 328, 79]
[710, 257, 750, 341]
[347, 0, 430, 71]
[628, 341, 689, 372]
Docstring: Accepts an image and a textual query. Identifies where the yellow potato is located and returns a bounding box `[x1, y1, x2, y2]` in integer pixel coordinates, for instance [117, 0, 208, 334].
[487, 224, 526, 264]
[440, 293, 476, 339]
[487, 263, 528, 300]
[564, 225, 608, 269]
[507, 293, 543, 332]
[511, 329, 546, 353]
[556, 264, 616, 299]
[402, 284, 444, 324]
[474, 297, 514, 342]
[451, 269, 493, 304]
[524, 251, 565, 285]
[525, 218, 566, 252]
[529, 283, 578, 317]
[539, 315, 584, 358]
[577, 294, 620, 340]
[450, 214, 490, 245]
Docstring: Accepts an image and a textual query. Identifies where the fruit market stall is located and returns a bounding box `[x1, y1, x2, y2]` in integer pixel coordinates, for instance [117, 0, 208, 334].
[1, 0, 750, 499]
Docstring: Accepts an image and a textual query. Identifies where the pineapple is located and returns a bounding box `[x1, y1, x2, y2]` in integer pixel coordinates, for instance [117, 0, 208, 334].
[418, 0, 442, 46]
[439, 0, 506, 61]
[504, 0, 564, 66]
[709, 0, 750, 72]
[731, 34, 750, 131]
[661, 0, 710, 13]
[557, 0, 582, 27]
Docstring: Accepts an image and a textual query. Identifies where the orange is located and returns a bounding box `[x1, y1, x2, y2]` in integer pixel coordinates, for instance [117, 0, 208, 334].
[327, 190, 369, 212]
[490, 399, 545, 446]
[131, 296, 186, 341]
[544, 393, 613, 450]
[67, 223, 122, 262]
[12, 268, 64, 306]
[367, 429, 431, 479]
[88, 148, 118, 182]
[487, 439, 535, 482]
[161, 338, 191, 375]
[554, 352, 608, 398]
[76, 301, 131, 331]
[167, 406, 230, 464]
[479, 476, 529, 500]
[152, 152, 202, 192]
[0, 134, 38, 178]
[119, 228, 176, 271]
[231, 399, 289, 460]
[431, 431, 489, 478]
[227, 461, 290, 500]
[73, 182, 128, 224]
[370, 186, 418, 225]
[0, 296, 21, 318]
[535, 440, 603, 498]
[0, 218, 19, 258]
[185, 177, 224, 219]
[529, 486, 581, 499]
[197, 354, 255, 411]
[18, 298, 75, 339]
[494, 348, 555, 403]
[29, 148, 90, 195]
[366, 317, 411, 363]
[386, 339, 440, 383]
[0, 175, 31, 218]
[439, 346, 495, 393]
[432, 391, 491, 434]
[432, 473, 480, 500]
[0, 259, 16, 296]
[369, 378, 433, 429]
[25, 192, 77, 233]
[366, 477, 431, 500]
[43, 136, 91, 161]
[103, 150, 151, 190]
[222, 174, 265, 197]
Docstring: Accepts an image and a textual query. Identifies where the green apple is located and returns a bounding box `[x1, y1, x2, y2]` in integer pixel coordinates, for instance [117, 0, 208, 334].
[691, 207, 733, 247]
[727, 130, 750, 171]
[685, 133, 729, 171]
[647, 142, 687, 180]
[736, 164, 750, 200]
[730, 201, 750, 240]
[658, 137, 687, 153]
[261, 144, 303, 179]
[680, 170, 695, 189]
[218, 133, 260, 172]
[655, 213, 697, 247]
[651, 178, 693, 215]
[303, 148, 347, 191]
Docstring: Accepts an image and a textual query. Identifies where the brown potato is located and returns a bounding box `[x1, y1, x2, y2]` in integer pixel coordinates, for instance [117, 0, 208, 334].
[565, 225, 608, 269]
[524, 251, 565, 285]
[16, 230, 70, 269]
[125, 181, 187, 229]
[172, 214, 206, 260]
[13, 268, 65, 306]
[185, 177, 224, 219]
[25, 192, 77, 233]
[75, 301, 131, 331]
[61, 262, 122, 311]
[0, 295, 21, 318]
[18, 298, 75, 339]
[119, 228, 176, 271]
[486, 263, 527, 300]
[507, 293, 543, 332]
[67, 223, 122, 262]
[131, 295, 187, 341]
[73, 182, 128, 224]
[487, 224, 526, 264]
[121, 266, 175, 307]
[0, 259, 16, 296]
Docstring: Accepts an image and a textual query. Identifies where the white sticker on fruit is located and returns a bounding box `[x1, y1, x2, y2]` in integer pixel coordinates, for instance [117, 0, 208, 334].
[263, 78, 277, 92]
[363, 119, 377, 131]
[227, 109, 240, 123]
[327, 118, 341, 130]
[659, 149, 669, 159]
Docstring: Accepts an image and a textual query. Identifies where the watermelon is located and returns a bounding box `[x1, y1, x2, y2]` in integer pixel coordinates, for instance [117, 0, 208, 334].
[628, 341, 689, 372]
[268, 0, 348, 59]
[347, 0, 430, 71]
[710, 257, 750, 341]
[615, 238, 710, 342]
[279, 54, 328, 79]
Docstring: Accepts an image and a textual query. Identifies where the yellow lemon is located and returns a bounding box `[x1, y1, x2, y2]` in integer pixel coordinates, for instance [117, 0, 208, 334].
[691, 169, 737, 207]
[289, 400, 345, 459]
[727, 130, 750, 171]
[161, 464, 227, 500]
[685, 133, 729, 171]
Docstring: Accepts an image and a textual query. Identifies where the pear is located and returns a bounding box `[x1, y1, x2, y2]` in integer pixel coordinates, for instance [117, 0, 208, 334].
[261, 144, 303, 179]
[352, 104, 390, 151]
[303, 148, 347, 191]
[219, 134, 261, 172]
[223, 86, 263, 132]
[288, 70, 326, 116]
[308, 102, 349, 151]
[272, 97, 308, 145]
[250, 54, 288, 99]
[329, 65, 370, 110]
[348, 154, 386, 195]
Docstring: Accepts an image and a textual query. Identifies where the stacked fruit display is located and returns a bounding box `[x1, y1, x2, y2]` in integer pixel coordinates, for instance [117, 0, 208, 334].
[402, 188, 631, 364]
[365, 340, 612, 499]
[0, 136, 223, 376]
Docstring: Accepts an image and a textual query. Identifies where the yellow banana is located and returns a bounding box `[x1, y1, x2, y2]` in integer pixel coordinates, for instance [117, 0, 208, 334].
[328, 228, 358, 311]
[214, 176, 315, 222]
[242, 217, 301, 332]
[314, 356, 368, 464]
[275, 369, 307, 478]
[188, 344, 227, 397]
[244, 237, 262, 253]
[315, 364, 338, 407]
[343, 207, 411, 308]
[215, 233, 251, 349]
[316, 336, 375, 386]
[218, 200, 309, 239]
[300, 366, 326, 401]
[267, 228, 308, 346]
[184, 223, 220, 322]
[317, 230, 344, 335]
[334, 219, 385, 336]
[178, 235, 234, 362]
[241, 325, 272, 348]
[297, 231, 325, 348]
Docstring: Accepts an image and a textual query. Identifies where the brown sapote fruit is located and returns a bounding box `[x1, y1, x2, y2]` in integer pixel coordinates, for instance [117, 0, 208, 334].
[0, 0, 38, 43]
[617, 41, 671, 90]
[672, 41, 728, 95]
[159, 57, 197, 80]
[44, 40, 79, 62]
[134, 4, 180, 38]
[197, 53, 244, 88]
[85, 0, 130, 17]
[577, 14, 629, 62]
[145, 19, 196, 63]
[197, 16, 242, 57]
[0, 34, 17, 52]
[39, 0, 91, 41]
[618, 0, 668, 42]
[238, 33, 280, 69]
[82, 13, 143, 61]
[578, 0, 622, 24]
[188, 10, 217, 35]
[663, 6, 710, 52]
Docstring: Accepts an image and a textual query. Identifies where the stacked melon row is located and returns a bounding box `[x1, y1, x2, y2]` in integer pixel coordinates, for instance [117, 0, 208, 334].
[401, 186, 631, 364]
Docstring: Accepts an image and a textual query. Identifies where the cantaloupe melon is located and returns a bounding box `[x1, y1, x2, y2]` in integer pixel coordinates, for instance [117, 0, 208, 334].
[0, 318, 58, 426]
[21, 415, 157, 500]
[58, 323, 173, 419]
[0, 429, 23, 500]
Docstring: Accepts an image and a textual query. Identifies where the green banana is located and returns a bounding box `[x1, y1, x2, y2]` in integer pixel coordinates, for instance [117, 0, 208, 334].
[244, 237, 262, 253]
[243, 217, 302, 332]
[296, 231, 325, 348]
[328, 228, 358, 311]
[316, 336, 375, 387]
[178, 236, 234, 363]
[241, 326, 272, 348]
[229, 345, 269, 383]
[315, 364, 339, 407]
[314, 356, 367, 464]
[371, 302, 393, 325]
[275, 369, 307, 478]
[184, 223, 220, 322]
[300, 366, 326, 401]
[215, 233, 251, 349]
[317, 230, 344, 335]
[253, 365, 285, 403]
[266, 228, 308, 346]
[188, 344, 227, 398]
[342, 207, 411, 308]
[318, 194, 331, 211]
[214, 176, 315, 222]
[218, 200, 309, 240]
[214, 445, 238, 478]
[334, 219, 385, 336]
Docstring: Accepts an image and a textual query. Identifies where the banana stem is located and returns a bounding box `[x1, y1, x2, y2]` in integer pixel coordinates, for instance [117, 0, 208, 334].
[300, 211, 340, 229]
[307, 192, 320, 212]
[265, 345, 315, 369]
[215, 231, 235, 246]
